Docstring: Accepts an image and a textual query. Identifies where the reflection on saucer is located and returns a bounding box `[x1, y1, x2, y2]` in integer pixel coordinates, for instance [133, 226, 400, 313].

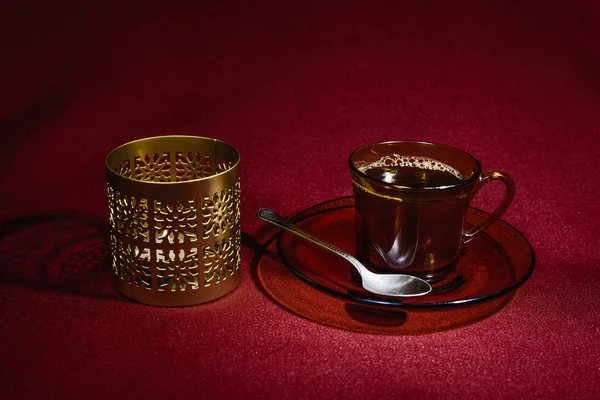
[255, 231, 516, 335]
[277, 197, 534, 309]
[252, 196, 533, 334]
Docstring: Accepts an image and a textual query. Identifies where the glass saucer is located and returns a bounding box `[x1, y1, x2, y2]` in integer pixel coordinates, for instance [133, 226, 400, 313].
[277, 197, 534, 309]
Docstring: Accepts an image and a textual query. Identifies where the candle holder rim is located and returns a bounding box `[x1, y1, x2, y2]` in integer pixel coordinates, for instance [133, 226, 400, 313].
[105, 135, 240, 185]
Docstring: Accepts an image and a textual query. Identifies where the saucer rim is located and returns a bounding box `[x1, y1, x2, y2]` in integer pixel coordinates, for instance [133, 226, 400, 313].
[276, 196, 535, 309]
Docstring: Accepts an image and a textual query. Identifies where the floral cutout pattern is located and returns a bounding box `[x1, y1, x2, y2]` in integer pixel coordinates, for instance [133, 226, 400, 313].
[156, 248, 200, 292]
[203, 232, 240, 287]
[215, 155, 233, 174]
[109, 232, 119, 276]
[154, 199, 198, 244]
[174, 152, 213, 181]
[112, 190, 150, 242]
[116, 241, 152, 289]
[233, 180, 241, 225]
[114, 159, 132, 178]
[134, 152, 171, 182]
[202, 184, 237, 238]
[113, 151, 236, 182]
[107, 184, 116, 225]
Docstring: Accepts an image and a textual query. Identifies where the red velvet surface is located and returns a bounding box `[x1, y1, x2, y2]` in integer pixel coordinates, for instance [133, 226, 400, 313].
[1, 1, 599, 398]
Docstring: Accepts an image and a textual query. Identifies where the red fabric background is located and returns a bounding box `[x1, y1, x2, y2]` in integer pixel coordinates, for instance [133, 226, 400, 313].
[1, 1, 599, 399]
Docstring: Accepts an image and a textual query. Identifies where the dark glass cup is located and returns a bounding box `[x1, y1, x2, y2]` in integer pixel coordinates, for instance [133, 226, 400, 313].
[349, 141, 515, 287]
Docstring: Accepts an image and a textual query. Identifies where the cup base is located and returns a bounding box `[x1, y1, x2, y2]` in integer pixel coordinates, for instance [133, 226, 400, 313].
[408, 258, 461, 288]
[429, 272, 466, 293]
[356, 255, 461, 289]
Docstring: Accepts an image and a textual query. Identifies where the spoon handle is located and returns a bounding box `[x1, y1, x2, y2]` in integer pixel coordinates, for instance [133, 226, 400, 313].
[257, 208, 366, 274]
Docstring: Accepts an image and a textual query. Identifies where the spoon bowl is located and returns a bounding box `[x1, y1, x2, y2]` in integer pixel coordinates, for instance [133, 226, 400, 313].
[257, 208, 432, 297]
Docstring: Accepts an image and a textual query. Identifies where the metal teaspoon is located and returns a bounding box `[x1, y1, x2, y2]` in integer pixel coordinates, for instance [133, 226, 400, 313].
[257, 208, 432, 297]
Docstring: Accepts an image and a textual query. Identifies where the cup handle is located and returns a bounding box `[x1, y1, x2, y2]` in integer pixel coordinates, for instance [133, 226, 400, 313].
[462, 171, 516, 244]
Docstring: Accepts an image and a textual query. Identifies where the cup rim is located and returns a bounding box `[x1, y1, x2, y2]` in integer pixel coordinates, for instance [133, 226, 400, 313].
[105, 135, 240, 185]
[348, 140, 482, 190]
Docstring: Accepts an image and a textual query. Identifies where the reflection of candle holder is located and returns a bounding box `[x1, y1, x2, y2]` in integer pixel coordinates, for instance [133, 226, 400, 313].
[105, 136, 241, 306]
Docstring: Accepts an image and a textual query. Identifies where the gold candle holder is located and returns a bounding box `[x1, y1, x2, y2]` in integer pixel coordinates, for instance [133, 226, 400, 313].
[105, 135, 241, 306]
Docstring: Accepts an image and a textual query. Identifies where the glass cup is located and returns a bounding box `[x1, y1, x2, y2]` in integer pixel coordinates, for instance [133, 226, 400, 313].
[349, 140, 515, 287]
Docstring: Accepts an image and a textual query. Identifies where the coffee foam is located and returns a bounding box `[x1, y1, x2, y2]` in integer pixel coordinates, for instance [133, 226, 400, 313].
[358, 154, 462, 179]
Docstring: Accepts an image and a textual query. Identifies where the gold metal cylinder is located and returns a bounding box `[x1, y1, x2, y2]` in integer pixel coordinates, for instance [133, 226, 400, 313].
[105, 135, 241, 306]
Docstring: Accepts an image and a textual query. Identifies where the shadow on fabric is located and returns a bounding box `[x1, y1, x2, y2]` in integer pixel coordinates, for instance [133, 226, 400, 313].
[0, 212, 123, 301]
[244, 227, 515, 335]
